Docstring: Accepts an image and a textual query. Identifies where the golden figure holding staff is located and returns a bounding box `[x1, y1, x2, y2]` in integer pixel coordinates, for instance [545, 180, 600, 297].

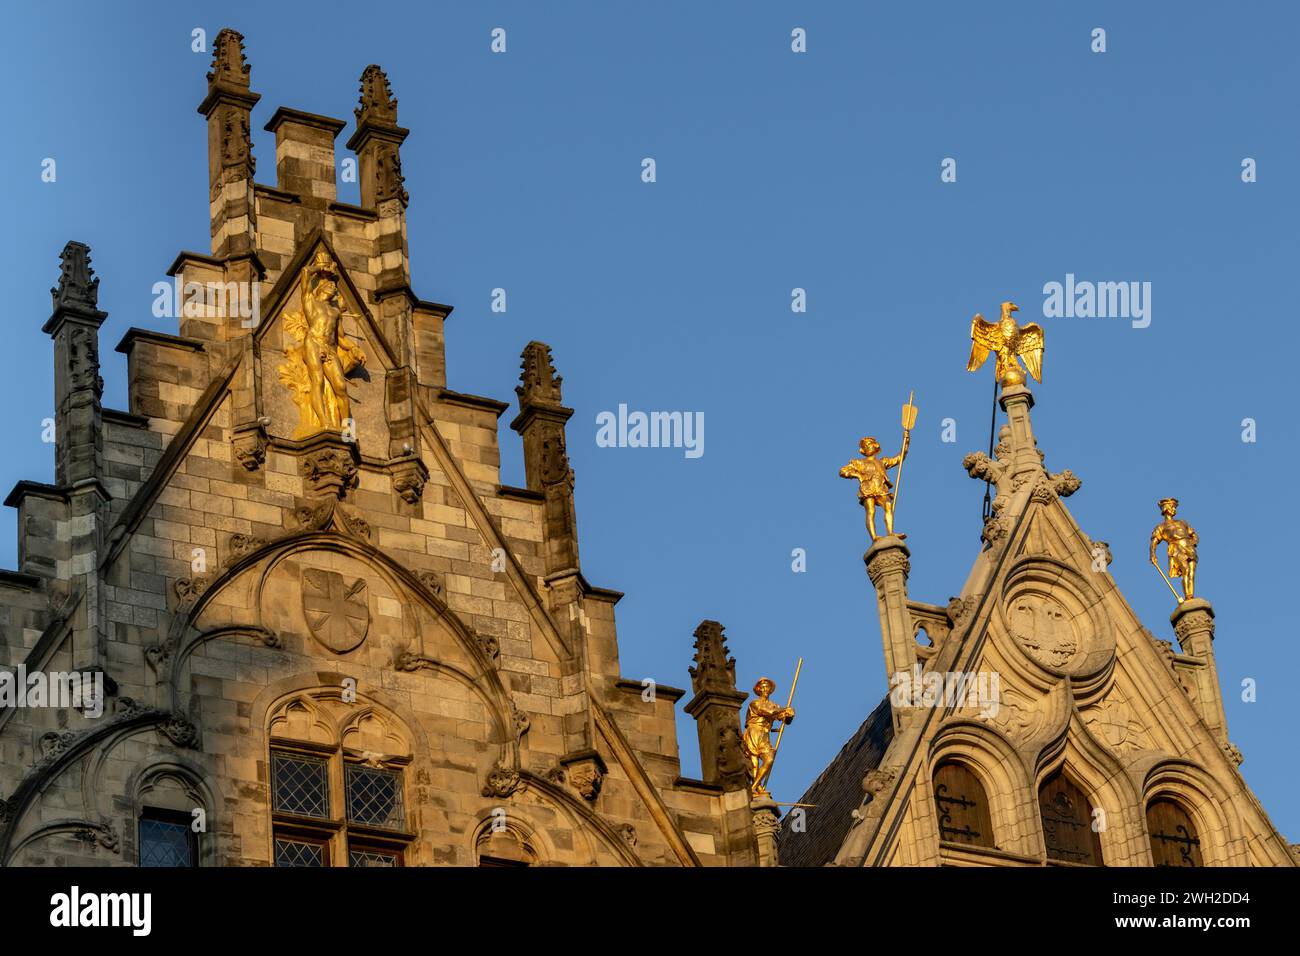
[966, 301, 1044, 387]
[741, 661, 800, 798]
[1150, 497, 1199, 603]
[839, 394, 917, 541]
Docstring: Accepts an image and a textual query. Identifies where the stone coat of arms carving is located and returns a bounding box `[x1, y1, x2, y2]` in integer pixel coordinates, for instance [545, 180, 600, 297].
[1009, 593, 1077, 668]
[301, 567, 370, 653]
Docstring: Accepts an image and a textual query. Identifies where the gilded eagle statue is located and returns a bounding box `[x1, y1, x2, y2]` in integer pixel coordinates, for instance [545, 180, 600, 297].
[966, 301, 1044, 387]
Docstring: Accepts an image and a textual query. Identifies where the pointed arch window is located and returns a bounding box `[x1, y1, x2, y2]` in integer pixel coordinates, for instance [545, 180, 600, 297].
[933, 761, 994, 848]
[267, 695, 416, 868]
[1038, 772, 1104, 865]
[1146, 799, 1203, 866]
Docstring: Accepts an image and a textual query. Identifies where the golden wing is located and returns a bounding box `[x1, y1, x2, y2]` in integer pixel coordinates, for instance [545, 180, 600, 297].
[1014, 322, 1044, 383]
[283, 309, 307, 343]
[967, 313, 1001, 372]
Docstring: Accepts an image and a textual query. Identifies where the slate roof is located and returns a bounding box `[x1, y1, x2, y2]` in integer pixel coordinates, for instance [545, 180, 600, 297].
[775, 695, 894, 867]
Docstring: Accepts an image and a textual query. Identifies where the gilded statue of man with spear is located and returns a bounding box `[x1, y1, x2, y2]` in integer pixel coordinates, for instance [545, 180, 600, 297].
[741, 663, 801, 799]
[1150, 497, 1199, 603]
[839, 393, 918, 540]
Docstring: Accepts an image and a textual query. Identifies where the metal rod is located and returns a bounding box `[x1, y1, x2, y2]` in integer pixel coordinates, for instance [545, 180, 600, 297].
[1152, 560, 1183, 603]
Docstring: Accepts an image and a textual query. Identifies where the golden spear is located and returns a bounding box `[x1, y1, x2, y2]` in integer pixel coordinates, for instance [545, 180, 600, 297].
[770, 657, 803, 775]
[1151, 558, 1183, 604]
[892, 391, 919, 511]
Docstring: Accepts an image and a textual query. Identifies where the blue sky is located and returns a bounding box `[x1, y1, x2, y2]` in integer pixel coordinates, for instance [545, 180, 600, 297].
[2, 2, 1295, 841]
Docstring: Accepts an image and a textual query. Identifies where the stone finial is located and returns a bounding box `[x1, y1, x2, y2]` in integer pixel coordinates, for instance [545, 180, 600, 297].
[207, 28, 252, 91]
[689, 620, 738, 696]
[50, 241, 100, 313]
[356, 65, 399, 126]
[516, 341, 564, 407]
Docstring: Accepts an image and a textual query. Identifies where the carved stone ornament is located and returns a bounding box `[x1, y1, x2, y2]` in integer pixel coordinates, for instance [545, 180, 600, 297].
[225, 532, 267, 568]
[291, 498, 372, 542]
[618, 823, 638, 848]
[1224, 742, 1244, 766]
[980, 515, 1009, 548]
[510, 699, 531, 737]
[76, 820, 120, 854]
[158, 714, 201, 749]
[482, 765, 522, 798]
[300, 447, 359, 499]
[415, 569, 444, 599]
[391, 457, 428, 504]
[866, 549, 910, 587]
[1173, 609, 1215, 645]
[568, 763, 603, 801]
[174, 574, 213, 612]
[862, 767, 897, 802]
[752, 809, 781, 838]
[69, 326, 104, 399]
[232, 423, 268, 471]
[1009, 592, 1078, 668]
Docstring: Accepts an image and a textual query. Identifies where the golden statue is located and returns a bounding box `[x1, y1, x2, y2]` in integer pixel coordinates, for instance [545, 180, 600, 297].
[1150, 497, 1198, 602]
[741, 676, 796, 798]
[840, 424, 913, 541]
[278, 250, 367, 439]
[967, 301, 1044, 387]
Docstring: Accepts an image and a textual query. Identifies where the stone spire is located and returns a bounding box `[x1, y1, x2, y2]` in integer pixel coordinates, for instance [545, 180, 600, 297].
[356, 64, 399, 126]
[684, 621, 748, 791]
[39, 242, 110, 673]
[347, 64, 409, 209]
[516, 341, 564, 407]
[198, 28, 260, 257]
[50, 241, 101, 316]
[688, 620, 738, 695]
[206, 28, 252, 92]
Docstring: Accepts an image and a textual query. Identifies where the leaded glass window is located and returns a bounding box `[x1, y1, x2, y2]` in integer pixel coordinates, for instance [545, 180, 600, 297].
[346, 763, 404, 830]
[274, 836, 328, 867]
[272, 752, 330, 819]
[349, 845, 400, 867]
[139, 811, 196, 867]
